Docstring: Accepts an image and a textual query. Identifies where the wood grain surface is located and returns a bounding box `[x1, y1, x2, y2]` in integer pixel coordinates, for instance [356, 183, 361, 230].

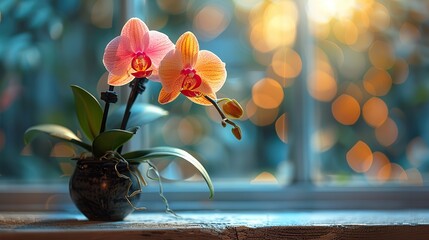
[1, 210, 429, 239]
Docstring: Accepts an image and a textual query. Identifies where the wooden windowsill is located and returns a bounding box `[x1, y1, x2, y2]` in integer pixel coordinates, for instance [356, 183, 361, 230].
[1, 210, 429, 239]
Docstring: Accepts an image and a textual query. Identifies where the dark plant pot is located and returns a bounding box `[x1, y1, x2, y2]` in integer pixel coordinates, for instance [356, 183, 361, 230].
[69, 159, 142, 221]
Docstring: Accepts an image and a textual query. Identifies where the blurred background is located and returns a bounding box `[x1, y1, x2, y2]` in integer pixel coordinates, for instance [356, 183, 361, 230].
[0, 0, 428, 188]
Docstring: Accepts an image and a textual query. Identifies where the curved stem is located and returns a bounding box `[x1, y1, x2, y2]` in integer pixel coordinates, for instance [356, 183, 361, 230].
[118, 78, 148, 154]
[204, 95, 238, 128]
[100, 85, 116, 133]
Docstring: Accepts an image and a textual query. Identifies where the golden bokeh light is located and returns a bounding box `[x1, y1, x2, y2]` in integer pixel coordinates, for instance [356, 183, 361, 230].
[388, 163, 407, 182]
[310, 21, 330, 40]
[350, 31, 373, 52]
[368, 40, 395, 69]
[194, 4, 230, 40]
[263, 0, 298, 48]
[377, 163, 408, 182]
[362, 97, 388, 128]
[252, 78, 284, 109]
[333, 19, 358, 45]
[271, 47, 302, 79]
[377, 162, 392, 182]
[331, 94, 361, 125]
[250, 171, 279, 184]
[344, 83, 363, 103]
[320, 41, 345, 67]
[246, 100, 279, 126]
[307, 0, 358, 24]
[266, 67, 295, 88]
[249, 22, 272, 53]
[353, 8, 371, 32]
[313, 127, 338, 152]
[366, 151, 390, 182]
[308, 70, 337, 102]
[405, 168, 423, 186]
[346, 140, 373, 173]
[50, 143, 76, 157]
[315, 48, 335, 75]
[368, 2, 390, 31]
[249, 0, 297, 52]
[375, 118, 398, 147]
[275, 113, 288, 143]
[363, 67, 392, 96]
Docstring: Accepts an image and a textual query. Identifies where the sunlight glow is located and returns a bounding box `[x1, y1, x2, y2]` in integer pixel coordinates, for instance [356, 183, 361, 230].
[275, 113, 288, 143]
[375, 118, 398, 147]
[246, 100, 279, 126]
[250, 171, 279, 184]
[252, 78, 284, 109]
[307, 0, 358, 24]
[363, 67, 392, 96]
[331, 94, 361, 125]
[346, 141, 373, 173]
[362, 97, 388, 128]
[194, 4, 230, 40]
[271, 47, 302, 79]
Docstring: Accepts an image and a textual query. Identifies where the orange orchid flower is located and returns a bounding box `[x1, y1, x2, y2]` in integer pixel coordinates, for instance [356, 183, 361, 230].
[157, 31, 227, 106]
[103, 18, 174, 86]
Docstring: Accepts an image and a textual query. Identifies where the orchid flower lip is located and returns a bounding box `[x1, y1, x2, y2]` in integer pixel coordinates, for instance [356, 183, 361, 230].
[131, 52, 153, 78]
[179, 67, 202, 98]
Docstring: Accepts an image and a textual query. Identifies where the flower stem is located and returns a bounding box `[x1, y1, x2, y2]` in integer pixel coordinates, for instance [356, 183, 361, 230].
[204, 95, 238, 128]
[100, 85, 117, 134]
[118, 77, 148, 153]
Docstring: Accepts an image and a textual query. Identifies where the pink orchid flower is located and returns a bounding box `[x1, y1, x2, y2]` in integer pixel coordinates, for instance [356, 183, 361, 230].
[157, 31, 227, 106]
[103, 18, 174, 86]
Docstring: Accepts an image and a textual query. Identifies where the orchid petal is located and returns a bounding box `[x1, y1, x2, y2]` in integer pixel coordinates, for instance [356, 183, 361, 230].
[158, 50, 183, 92]
[148, 68, 160, 82]
[103, 36, 134, 76]
[121, 18, 150, 52]
[107, 72, 134, 86]
[158, 88, 181, 104]
[176, 32, 199, 68]
[195, 50, 227, 93]
[146, 30, 175, 68]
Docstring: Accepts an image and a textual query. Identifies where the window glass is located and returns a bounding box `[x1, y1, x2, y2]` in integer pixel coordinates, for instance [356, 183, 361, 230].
[308, 0, 429, 186]
[142, 0, 293, 184]
[0, 0, 293, 185]
[0, 0, 122, 181]
[1, 0, 428, 188]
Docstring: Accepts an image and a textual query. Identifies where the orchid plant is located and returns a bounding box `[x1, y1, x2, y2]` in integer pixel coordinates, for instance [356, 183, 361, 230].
[23, 18, 243, 208]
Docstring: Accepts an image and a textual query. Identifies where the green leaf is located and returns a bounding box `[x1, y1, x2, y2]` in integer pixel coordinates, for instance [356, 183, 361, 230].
[122, 147, 214, 199]
[107, 103, 168, 129]
[70, 85, 103, 141]
[92, 129, 134, 157]
[24, 124, 91, 151]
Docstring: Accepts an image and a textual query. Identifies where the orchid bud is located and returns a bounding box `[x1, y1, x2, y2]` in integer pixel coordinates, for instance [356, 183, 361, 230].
[231, 126, 242, 140]
[222, 99, 244, 119]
